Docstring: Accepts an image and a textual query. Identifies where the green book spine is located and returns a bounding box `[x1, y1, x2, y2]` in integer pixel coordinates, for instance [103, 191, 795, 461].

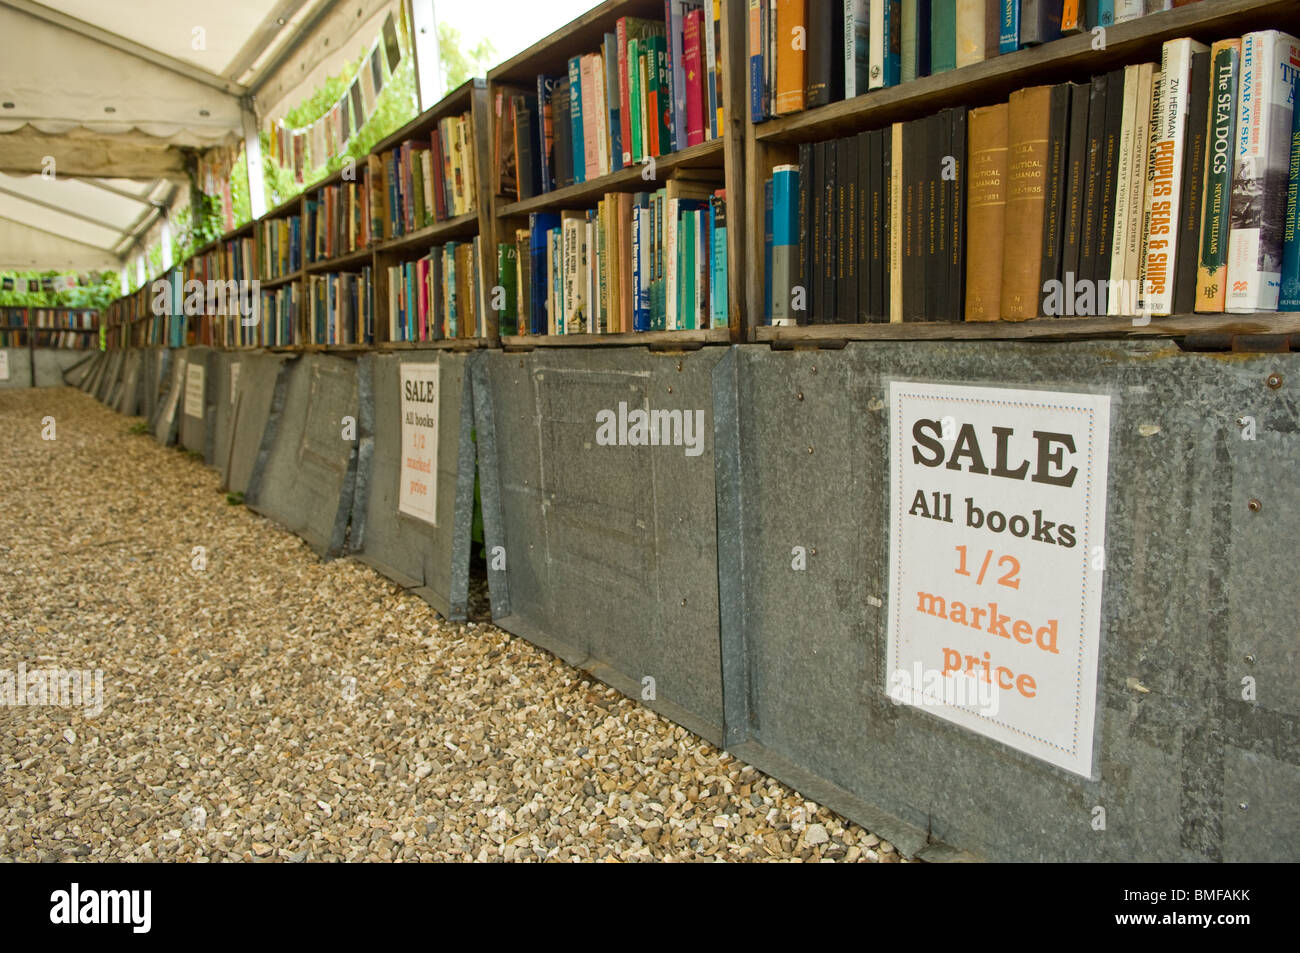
[629, 38, 643, 162]
[498, 243, 518, 335]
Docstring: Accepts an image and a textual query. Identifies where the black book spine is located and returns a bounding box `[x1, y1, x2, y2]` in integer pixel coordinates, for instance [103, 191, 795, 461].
[1038, 83, 1073, 314]
[925, 112, 943, 321]
[881, 127, 892, 321]
[902, 118, 922, 320]
[1094, 67, 1126, 286]
[857, 130, 872, 322]
[1020, 0, 1064, 46]
[798, 142, 813, 325]
[809, 143, 823, 322]
[948, 106, 967, 322]
[1173, 49, 1211, 315]
[822, 139, 838, 321]
[1060, 82, 1091, 290]
[807, 2, 846, 108]
[553, 87, 573, 189]
[838, 135, 858, 323]
[1078, 74, 1108, 287]
[515, 95, 539, 201]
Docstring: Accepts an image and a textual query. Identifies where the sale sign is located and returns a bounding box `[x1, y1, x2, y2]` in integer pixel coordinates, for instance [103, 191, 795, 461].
[398, 362, 440, 527]
[887, 381, 1111, 778]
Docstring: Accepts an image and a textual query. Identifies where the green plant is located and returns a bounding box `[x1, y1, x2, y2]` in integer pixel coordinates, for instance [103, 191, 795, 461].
[225, 491, 245, 506]
[127, 421, 150, 435]
[0, 270, 121, 309]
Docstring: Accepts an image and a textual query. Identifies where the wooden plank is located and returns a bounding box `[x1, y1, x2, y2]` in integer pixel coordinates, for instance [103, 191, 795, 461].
[721, 0, 748, 340]
[754, 313, 1300, 343]
[501, 329, 731, 348]
[375, 212, 479, 254]
[755, 0, 1300, 146]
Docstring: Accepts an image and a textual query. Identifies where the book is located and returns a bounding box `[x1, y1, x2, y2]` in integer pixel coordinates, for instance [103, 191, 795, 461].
[931, 0, 957, 75]
[1039, 83, 1073, 314]
[1059, 82, 1092, 294]
[1019, 0, 1063, 47]
[1172, 48, 1211, 315]
[955, 0, 987, 69]
[668, 0, 705, 152]
[1001, 85, 1055, 320]
[1226, 30, 1300, 312]
[775, 0, 808, 114]
[999, 1, 1019, 56]
[1281, 89, 1300, 310]
[807, 0, 845, 107]
[711, 190, 729, 325]
[750, 0, 769, 120]
[685, 9, 707, 144]
[869, 0, 902, 89]
[845, 0, 871, 98]
[1195, 39, 1240, 312]
[903, 0, 933, 82]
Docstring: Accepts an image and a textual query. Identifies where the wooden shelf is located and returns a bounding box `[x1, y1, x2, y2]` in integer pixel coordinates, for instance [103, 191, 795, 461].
[375, 212, 480, 255]
[754, 313, 1300, 345]
[260, 269, 302, 290]
[501, 328, 730, 349]
[305, 246, 374, 273]
[754, 0, 1300, 147]
[377, 337, 489, 351]
[497, 139, 725, 218]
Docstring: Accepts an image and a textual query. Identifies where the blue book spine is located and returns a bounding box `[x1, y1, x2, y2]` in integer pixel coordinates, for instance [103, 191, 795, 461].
[882, 0, 901, 85]
[999, 0, 1019, 55]
[1280, 79, 1300, 311]
[749, 0, 766, 121]
[1094, 0, 1114, 27]
[529, 213, 559, 334]
[537, 75, 557, 192]
[633, 196, 651, 330]
[568, 57, 585, 184]
[710, 196, 727, 327]
[771, 166, 799, 324]
[764, 177, 774, 323]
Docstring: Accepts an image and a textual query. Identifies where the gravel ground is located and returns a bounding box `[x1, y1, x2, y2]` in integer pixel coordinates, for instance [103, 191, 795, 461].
[0, 386, 904, 862]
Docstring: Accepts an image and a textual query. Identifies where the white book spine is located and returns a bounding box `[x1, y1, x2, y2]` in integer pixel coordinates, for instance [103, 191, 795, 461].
[1125, 63, 1155, 315]
[1108, 64, 1140, 316]
[845, 0, 856, 99]
[1227, 31, 1300, 312]
[1115, 0, 1143, 24]
[869, 0, 885, 91]
[955, 0, 985, 69]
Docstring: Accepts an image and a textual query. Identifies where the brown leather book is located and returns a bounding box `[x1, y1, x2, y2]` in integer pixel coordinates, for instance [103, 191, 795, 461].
[1000, 85, 1053, 321]
[965, 102, 1009, 321]
[774, 0, 807, 115]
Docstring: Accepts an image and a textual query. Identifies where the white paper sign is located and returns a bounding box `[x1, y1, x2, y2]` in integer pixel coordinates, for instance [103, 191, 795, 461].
[0, 351, 9, 381]
[230, 362, 240, 405]
[398, 362, 440, 526]
[184, 362, 205, 419]
[887, 381, 1111, 778]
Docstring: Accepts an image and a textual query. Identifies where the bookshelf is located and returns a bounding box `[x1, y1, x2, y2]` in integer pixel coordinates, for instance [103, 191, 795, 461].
[488, 0, 748, 348]
[743, 0, 1300, 344]
[1, 307, 99, 349]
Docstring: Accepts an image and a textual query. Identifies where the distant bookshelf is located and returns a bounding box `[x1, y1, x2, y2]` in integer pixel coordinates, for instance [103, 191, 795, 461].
[1, 307, 99, 349]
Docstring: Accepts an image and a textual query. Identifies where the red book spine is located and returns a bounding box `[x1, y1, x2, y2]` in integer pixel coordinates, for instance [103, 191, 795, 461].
[430, 128, 447, 222]
[684, 10, 705, 147]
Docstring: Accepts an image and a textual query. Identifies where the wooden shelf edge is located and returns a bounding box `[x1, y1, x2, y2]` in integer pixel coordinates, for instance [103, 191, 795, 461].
[497, 139, 725, 217]
[754, 313, 1300, 343]
[305, 247, 375, 272]
[375, 212, 480, 253]
[501, 328, 731, 348]
[259, 270, 303, 290]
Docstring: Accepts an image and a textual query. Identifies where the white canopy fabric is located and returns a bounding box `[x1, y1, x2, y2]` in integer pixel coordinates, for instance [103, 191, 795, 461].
[0, 0, 346, 272]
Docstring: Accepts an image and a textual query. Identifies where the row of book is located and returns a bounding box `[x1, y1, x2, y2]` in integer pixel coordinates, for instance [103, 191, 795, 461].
[495, 3, 725, 203]
[260, 286, 301, 348]
[751, 0, 1206, 121]
[766, 29, 1300, 324]
[258, 215, 303, 281]
[0, 308, 98, 348]
[386, 238, 487, 343]
[307, 174, 373, 263]
[370, 110, 478, 242]
[186, 237, 259, 347]
[308, 270, 374, 346]
[502, 179, 729, 335]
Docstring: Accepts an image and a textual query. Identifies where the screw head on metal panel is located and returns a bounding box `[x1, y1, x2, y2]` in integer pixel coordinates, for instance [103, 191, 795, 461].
[811, 365, 817, 374]
[680, 598, 687, 606]
[667, 386, 672, 393]
[677, 360, 683, 372]
[1267, 373, 1282, 389]
[810, 547, 816, 556]
[1239, 802, 1249, 811]
[796, 392, 803, 401]
[1244, 655, 1256, 664]
[1247, 499, 1262, 512]
[807, 446, 814, 454]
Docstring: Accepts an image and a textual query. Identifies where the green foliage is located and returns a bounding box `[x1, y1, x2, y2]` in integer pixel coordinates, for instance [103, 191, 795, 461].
[128, 421, 150, 436]
[438, 24, 495, 90]
[0, 270, 121, 309]
[225, 491, 245, 506]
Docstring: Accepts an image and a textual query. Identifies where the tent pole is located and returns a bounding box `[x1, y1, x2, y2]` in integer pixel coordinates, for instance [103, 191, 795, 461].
[241, 98, 268, 220]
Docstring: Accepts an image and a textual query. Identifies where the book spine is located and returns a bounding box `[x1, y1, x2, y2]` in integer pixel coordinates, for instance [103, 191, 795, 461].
[845, 0, 869, 98]
[1037, 86, 1071, 315]
[838, 134, 859, 322]
[1060, 83, 1091, 295]
[618, 21, 633, 166]
[807, 0, 843, 107]
[775, 0, 808, 114]
[711, 191, 728, 325]
[1195, 40, 1240, 311]
[1173, 49, 1211, 315]
[605, 36, 624, 171]
[764, 178, 774, 321]
[1114, 0, 1141, 24]
[705, 1, 719, 138]
[949, 106, 967, 321]
[931, 0, 957, 75]
[965, 102, 1009, 320]
[771, 165, 799, 324]
[1281, 90, 1300, 310]
[1107, 65, 1140, 316]
[999, 1, 1019, 56]
[1227, 31, 1300, 312]
[569, 57, 586, 184]
[750, 0, 767, 121]
[1019, 0, 1063, 47]
[889, 122, 903, 322]
[955, 0, 986, 69]
[668, 1, 698, 151]
[822, 138, 839, 320]
[1094, 68, 1126, 287]
[1001, 85, 1052, 320]
[685, 11, 707, 144]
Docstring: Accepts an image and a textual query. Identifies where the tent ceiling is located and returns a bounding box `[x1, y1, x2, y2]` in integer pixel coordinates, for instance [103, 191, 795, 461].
[0, 0, 339, 272]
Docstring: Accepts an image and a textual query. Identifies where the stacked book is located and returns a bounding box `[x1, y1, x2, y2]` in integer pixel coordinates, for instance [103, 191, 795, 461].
[750, 0, 1205, 120]
[186, 235, 259, 348]
[501, 179, 728, 335]
[767, 29, 1300, 323]
[385, 238, 486, 342]
[257, 215, 302, 281]
[495, 3, 725, 201]
[259, 286, 301, 347]
[307, 172, 373, 262]
[307, 270, 374, 345]
[370, 109, 478, 242]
